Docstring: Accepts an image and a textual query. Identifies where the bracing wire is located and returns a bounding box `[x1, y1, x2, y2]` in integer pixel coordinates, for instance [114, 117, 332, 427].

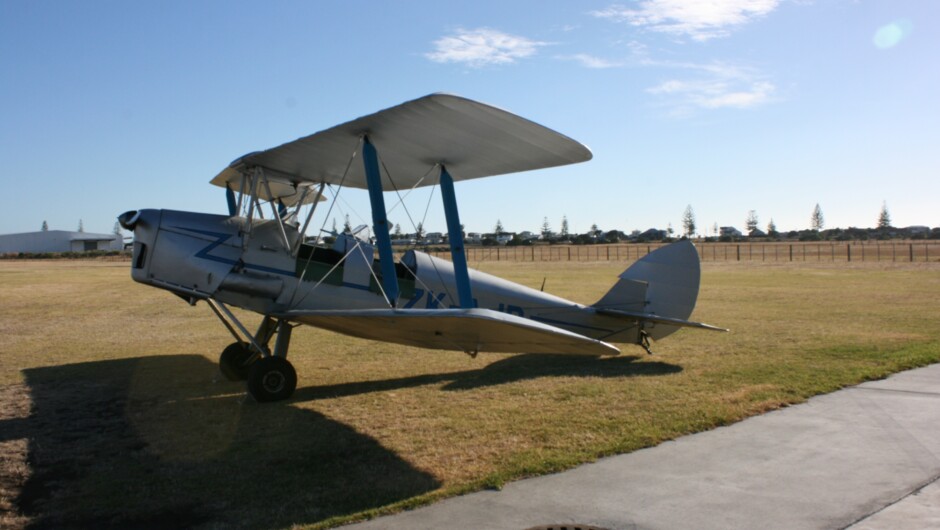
[383, 159, 436, 238]
[377, 159, 458, 308]
[286, 137, 467, 311]
[412, 179, 460, 308]
[288, 137, 362, 309]
[312, 136, 362, 237]
[331, 191, 370, 233]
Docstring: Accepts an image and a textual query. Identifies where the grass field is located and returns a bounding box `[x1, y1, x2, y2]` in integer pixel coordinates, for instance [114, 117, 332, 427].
[1, 259, 939, 529]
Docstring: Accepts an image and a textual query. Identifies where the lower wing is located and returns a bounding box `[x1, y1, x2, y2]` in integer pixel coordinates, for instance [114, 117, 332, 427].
[276, 308, 620, 356]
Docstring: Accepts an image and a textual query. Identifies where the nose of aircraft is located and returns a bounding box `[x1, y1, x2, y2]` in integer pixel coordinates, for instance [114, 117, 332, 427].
[117, 210, 141, 230]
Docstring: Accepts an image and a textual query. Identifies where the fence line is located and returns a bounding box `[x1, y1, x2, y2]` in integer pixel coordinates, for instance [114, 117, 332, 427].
[418, 242, 940, 264]
[5, 243, 936, 264]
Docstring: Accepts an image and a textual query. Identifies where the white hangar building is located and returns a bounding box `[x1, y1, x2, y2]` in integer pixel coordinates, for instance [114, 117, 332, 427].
[0, 230, 123, 253]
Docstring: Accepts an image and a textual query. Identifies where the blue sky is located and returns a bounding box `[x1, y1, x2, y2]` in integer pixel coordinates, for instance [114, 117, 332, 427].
[2, 0, 937, 238]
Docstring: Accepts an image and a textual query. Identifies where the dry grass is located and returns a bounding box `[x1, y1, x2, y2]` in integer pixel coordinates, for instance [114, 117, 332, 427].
[1, 259, 939, 528]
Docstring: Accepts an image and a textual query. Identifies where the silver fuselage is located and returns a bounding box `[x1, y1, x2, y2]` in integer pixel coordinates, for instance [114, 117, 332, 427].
[129, 209, 647, 344]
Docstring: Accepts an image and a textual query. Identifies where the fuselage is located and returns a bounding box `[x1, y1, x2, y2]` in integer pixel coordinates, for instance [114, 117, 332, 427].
[127, 209, 641, 344]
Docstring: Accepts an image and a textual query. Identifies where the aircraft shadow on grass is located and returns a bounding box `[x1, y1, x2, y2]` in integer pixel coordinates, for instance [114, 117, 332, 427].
[293, 353, 682, 401]
[5, 355, 440, 529]
[4, 353, 680, 529]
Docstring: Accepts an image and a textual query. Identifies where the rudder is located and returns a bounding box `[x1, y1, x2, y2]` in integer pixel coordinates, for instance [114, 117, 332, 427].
[593, 240, 701, 340]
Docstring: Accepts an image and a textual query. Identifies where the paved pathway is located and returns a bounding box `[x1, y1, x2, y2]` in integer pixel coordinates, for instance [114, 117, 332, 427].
[348, 364, 940, 530]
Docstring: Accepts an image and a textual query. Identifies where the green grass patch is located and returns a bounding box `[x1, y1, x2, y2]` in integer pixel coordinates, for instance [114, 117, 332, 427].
[1, 260, 939, 528]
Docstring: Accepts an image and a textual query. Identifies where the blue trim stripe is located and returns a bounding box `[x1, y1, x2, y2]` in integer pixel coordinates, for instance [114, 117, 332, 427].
[174, 226, 297, 277]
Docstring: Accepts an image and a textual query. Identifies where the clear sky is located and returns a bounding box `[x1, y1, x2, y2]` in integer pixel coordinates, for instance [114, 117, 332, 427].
[2, 0, 937, 238]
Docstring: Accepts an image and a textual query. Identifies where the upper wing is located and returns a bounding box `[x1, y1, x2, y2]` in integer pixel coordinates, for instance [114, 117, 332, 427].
[277, 307, 619, 356]
[211, 93, 592, 191]
[215, 177, 325, 208]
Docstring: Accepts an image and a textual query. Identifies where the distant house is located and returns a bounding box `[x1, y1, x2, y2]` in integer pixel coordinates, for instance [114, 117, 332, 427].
[748, 228, 767, 238]
[466, 232, 482, 244]
[907, 226, 930, 235]
[720, 226, 743, 238]
[424, 232, 444, 245]
[496, 233, 513, 245]
[0, 230, 123, 253]
[518, 231, 539, 241]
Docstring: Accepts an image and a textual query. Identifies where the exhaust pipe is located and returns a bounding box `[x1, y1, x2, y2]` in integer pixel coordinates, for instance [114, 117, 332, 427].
[118, 210, 141, 230]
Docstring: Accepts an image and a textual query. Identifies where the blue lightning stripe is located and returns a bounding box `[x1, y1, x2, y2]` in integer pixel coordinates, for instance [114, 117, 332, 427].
[173, 226, 297, 277]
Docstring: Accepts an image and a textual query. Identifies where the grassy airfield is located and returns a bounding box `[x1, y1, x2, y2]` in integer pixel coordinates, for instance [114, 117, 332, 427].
[1, 259, 939, 529]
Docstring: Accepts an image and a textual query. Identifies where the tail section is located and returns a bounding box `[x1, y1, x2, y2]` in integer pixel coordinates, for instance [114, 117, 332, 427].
[594, 240, 724, 342]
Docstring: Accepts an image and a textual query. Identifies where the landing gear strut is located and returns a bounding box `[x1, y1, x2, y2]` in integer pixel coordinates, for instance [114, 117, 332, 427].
[207, 299, 298, 402]
[638, 329, 654, 355]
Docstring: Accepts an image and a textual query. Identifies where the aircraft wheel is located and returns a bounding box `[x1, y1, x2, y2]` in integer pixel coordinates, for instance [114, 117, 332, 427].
[247, 356, 297, 402]
[219, 342, 256, 381]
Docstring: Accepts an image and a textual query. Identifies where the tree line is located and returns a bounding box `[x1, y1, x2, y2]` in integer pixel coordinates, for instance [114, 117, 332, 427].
[478, 201, 937, 245]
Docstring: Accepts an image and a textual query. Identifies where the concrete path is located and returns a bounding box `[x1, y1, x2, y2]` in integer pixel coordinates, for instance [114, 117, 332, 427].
[348, 364, 940, 530]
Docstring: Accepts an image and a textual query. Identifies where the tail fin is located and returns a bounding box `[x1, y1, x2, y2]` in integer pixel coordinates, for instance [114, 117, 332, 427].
[594, 240, 717, 340]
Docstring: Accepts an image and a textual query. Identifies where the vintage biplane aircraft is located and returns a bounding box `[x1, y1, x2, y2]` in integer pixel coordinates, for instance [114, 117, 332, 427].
[119, 94, 725, 402]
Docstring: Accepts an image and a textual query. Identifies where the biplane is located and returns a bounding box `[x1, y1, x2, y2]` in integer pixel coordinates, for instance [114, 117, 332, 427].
[118, 94, 725, 402]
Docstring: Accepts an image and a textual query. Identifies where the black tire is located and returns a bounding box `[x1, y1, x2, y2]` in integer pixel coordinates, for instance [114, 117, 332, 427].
[247, 356, 297, 402]
[219, 342, 256, 381]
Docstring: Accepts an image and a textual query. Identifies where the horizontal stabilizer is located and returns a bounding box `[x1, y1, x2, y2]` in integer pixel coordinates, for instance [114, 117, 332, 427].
[595, 307, 728, 332]
[278, 308, 620, 356]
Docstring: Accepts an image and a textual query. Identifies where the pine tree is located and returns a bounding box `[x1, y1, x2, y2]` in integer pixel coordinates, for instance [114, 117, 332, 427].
[767, 218, 777, 236]
[78, 219, 84, 233]
[41, 220, 48, 231]
[343, 214, 352, 233]
[113, 221, 122, 235]
[682, 205, 696, 237]
[811, 204, 824, 232]
[877, 201, 891, 230]
[560, 215, 569, 239]
[541, 217, 552, 239]
[746, 210, 759, 234]
[494, 219, 504, 234]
